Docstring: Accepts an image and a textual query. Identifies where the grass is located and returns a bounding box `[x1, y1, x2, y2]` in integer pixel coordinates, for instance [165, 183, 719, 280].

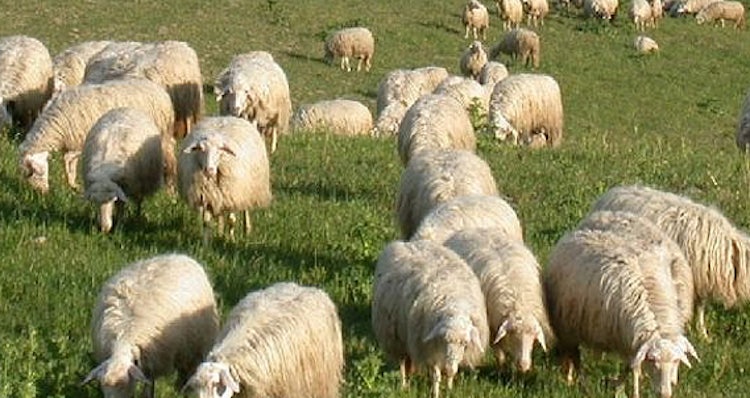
[1, 0, 750, 396]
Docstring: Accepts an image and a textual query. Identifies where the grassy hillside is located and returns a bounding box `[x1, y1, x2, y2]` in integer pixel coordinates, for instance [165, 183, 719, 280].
[1, 0, 750, 397]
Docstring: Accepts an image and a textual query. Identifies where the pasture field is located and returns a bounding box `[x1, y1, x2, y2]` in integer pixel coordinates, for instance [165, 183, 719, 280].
[1, 0, 750, 396]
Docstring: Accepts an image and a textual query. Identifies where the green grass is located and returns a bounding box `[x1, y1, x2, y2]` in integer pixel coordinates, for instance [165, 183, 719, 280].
[1, 0, 750, 396]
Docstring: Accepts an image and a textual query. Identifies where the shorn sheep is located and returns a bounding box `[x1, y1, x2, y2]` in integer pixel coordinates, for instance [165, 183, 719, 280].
[489, 28, 541, 69]
[488, 73, 563, 148]
[291, 98, 373, 135]
[0, 35, 54, 132]
[737, 88, 750, 151]
[591, 184, 750, 339]
[372, 240, 489, 398]
[184, 282, 344, 398]
[445, 228, 554, 373]
[397, 94, 476, 166]
[695, 0, 745, 28]
[52, 40, 112, 93]
[545, 229, 699, 398]
[177, 116, 272, 242]
[214, 51, 292, 154]
[463, 0, 491, 40]
[634, 35, 660, 54]
[496, 0, 524, 30]
[396, 149, 499, 239]
[459, 41, 489, 80]
[81, 108, 164, 233]
[584, 0, 620, 19]
[18, 78, 175, 194]
[83, 253, 219, 398]
[323, 27, 375, 72]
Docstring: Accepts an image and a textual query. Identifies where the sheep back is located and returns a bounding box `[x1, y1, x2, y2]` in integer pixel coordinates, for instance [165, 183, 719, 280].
[52, 40, 112, 92]
[696, 0, 745, 27]
[291, 99, 373, 135]
[323, 27, 375, 72]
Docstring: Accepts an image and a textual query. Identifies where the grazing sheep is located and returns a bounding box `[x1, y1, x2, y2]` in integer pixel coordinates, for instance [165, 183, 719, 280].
[82, 41, 143, 83]
[630, 0, 655, 29]
[434, 75, 491, 116]
[291, 98, 373, 136]
[0, 35, 54, 132]
[522, 0, 550, 26]
[737, 89, 750, 151]
[634, 35, 660, 53]
[184, 282, 344, 398]
[445, 228, 554, 372]
[477, 61, 509, 87]
[652, 0, 665, 25]
[398, 94, 476, 166]
[412, 194, 523, 244]
[214, 52, 292, 154]
[591, 184, 750, 339]
[695, 0, 745, 28]
[459, 41, 488, 80]
[83, 253, 219, 398]
[323, 27, 375, 72]
[396, 149, 499, 239]
[673, 0, 718, 14]
[584, 0, 620, 19]
[489, 28, 540, 69]
[496, 0, 525, 30]
[18, 78, 175, 194]
[177, 116, 272, 242]
[545, 229, 699, 398]
[488, 73, 564, 147]
[463, 0, 491, 39]
[372, 240, 489, 398]
[373, 101, 409, 137]
[52, 40, 112, 93]
[82, 108, 164, 233]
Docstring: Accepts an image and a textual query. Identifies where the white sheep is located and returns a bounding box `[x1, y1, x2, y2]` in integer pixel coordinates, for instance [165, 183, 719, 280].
[545, 228, 699, 398]
[584, 0, 620, 19]
[496, 0, 525, 30]
[396, 149, 499, 239]
[737, 88, 750, 151]
[323, 27, 375, 72]
[372, 240, 489, 398]
[83, 253, 219, 398]
[488, 73, 564, 147]
[522, 0, 550, 26]
[291, 98, 373, 136]
[184, 282, 344, 398]
[591, 184, 750, 339]
[214, 52, 292, 154]
[52, 40, 112, 93]
[673, 0, 718, 14]
[82, 41, 143, 83]
[477, 61, 509, 88]
[412, 194, 523, 244]
[433, 75, 491, 116]
[489, 28, 540, 69]
[397, 94, 476, 166]
[652, 0, 665, 25]
[634, 35, 660, 54]
[463, 0, 491, 40]
[459, 41, 488, 80]
[177, 116, 272, 242]
[696, 0, 745, 28]
[445, 228, 554, 373]
[630, 0, 655, 30]
[0, 35, 54, 132]
[18, 78, 175, 194]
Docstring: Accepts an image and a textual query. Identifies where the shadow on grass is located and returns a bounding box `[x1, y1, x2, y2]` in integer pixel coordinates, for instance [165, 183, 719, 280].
[419, 20, 462, 35]
[283, 50, 328, 66]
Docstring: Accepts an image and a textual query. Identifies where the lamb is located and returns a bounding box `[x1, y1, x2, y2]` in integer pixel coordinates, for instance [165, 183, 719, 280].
[445, 228, 554, 373]
[463, 0, 491, 40]
[433, 75, 491, 116]
[184, 282, 344, 398]
[177, 116, 272, 242]
[496, 0, 524, 30]
[737, 89, 750, 151]
[396, 149, 499, 239]
[630, 0, 655, 30]
[591, 184, 750, 339]
[0, 35, 54, 132]
[397, 94, 476, 166]
[52, 40, 112, 93]
[545, 228, 699, 398]
[214, 52, 292, 154]
[83, 253, 219, 398]
[696, 0, 745, 28]
[634, 35, 660, 54]
[372, 240, 489, 398]
[584, 0, 620, 19]
[459, 41, 488, 80]
[81, 108, 164, 233]
[489, 28, 540, 69]
[488, 73, 564, 148]
[291, 98, 373, 136]
[477, 61, 509, 87]
[323, 27, 375, 72]
[18, 78, 175, 194]
[522, 0, 550, 26]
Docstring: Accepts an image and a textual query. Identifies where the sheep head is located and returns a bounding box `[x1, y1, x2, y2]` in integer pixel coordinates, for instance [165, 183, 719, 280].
[491, 113, 520, 144]
[632, 336, 699, 398]
[82, 349, 150, 398]
[424, 315, 485, 379]
[493, 315, 547, 372]
[84, 179, 128, 233]
[183, 362, 241, 398]
[183, 136, 238, 178]
[20, 151, 50, 194]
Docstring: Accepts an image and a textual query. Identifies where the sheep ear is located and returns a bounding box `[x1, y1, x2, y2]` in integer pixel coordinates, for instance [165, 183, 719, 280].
[114, 185, 128, 203]
[424, 321, 446, 343]
[183, 140, 205, 153]
[219, 366, 240, 397]
[128, 364, 150, 384]
[470, 325, 485, 354]
[493, 319, 511, 344]
[632, 341, 652, 370]
[24, 152, 49, 174]
[81, 361, 107, 385]
[535, 320, 548, 353]
[220, 144, 237, 157]
[214, 86, 225, 102]
[677, 336, 700, 362]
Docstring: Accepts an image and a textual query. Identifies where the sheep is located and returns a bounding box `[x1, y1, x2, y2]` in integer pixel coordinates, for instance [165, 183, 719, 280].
[459, 41, 488, 80]
[630, 0, 655, 29]
[463, 0, 491, 40]
[522, 0, 550, 26]
[652, 0, 665, 25]
[184, 282, 343, 398]
[737, 89, 750, 151]
[412, 194, 523, 243]
[81, 108, 164, 233]
[433, 75, 491, 116]
[496, 0, 525, 30]
[0, 35, 54, 132]
[214, 52, 292, 154]
[398, 94, 476, 166]
[82, 41, 143, 83]
[323, 27, 375, 72]
[18, 78, 175, 194]
[177, 116, 272, 242]
[477, 61, 509, 87]
[488, 73, 564, 148]
[634, 35, 660, 54]
[396, 149, 499, 239]
[673, 0, 718, 14]
[291, 98, 373, 136]
[372, 240, 489, 398]
[445, 228, 554, 373]
[591, 184, 750, 340]
[696, 0, 745, 28]
[83, 253, 220, 398]
[584, 0, 620, 19]
[545, 228, 699, 398]
[489, 28, 540, 69]
[52, 40, 112, 93]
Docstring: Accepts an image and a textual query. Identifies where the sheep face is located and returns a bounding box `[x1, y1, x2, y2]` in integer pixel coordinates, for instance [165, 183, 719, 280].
[632, 337, 698, 398]
[424, 316, 484, 378]
[84, 180, 128, 233]
[183, 137, 237, 178]
[20, 151, 50, 193]
[184, 362, 241, 398]
[695, 13, 706, 24]
[493, 316, 547, 372]
[217, 88, 253, 120]
[82, 355, 149, 398]
[491, 113, 519, 143]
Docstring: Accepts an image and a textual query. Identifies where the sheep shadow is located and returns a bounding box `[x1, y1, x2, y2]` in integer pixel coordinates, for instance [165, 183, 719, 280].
[419, 20, 462, 35]
[282, 50, 328, 66]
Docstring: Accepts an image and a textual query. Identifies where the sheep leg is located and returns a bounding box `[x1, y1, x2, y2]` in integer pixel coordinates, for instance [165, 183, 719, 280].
[227, 213, 237, 241]
[464, 25, 470, 39]
[399, 358, 411, 389]
[695, 301, 710, 341]
[63, 151, 81, 189]
[364, 55, 371, 72]
[244, 210, 252, 235]
[561, 346, 580, 385]
[632, 365, 641, 398]
[493, 347, 507, 368]
[429, 365, 442, 398]
[140, 379, 155, 398]
[270, 127, 278, 154]
[201, 207, 213, 244]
